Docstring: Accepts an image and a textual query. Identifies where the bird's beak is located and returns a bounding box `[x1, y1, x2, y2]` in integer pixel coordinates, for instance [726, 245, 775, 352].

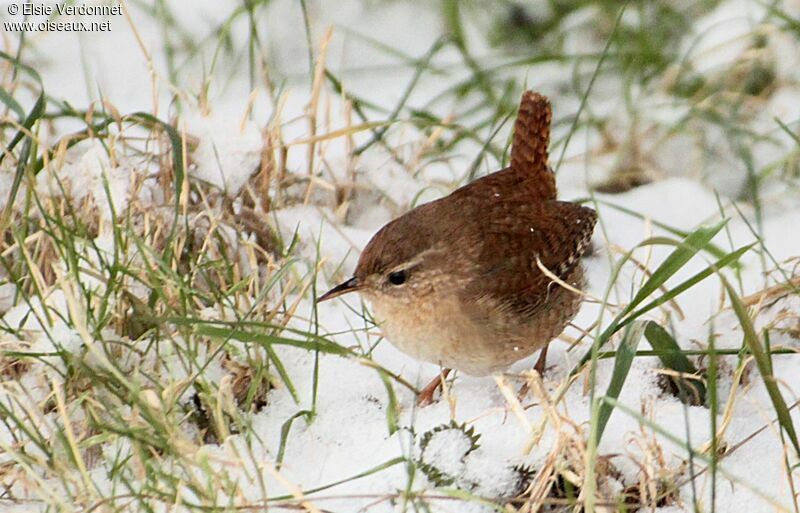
[317, 277, 361, 303]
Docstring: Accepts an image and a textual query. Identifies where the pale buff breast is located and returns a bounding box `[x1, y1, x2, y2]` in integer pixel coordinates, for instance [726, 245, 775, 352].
[366, 291, 500, 376]
[364, 265, 585, 376]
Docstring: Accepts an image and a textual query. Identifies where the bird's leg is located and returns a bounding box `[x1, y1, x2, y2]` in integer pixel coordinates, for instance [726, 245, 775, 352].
[533, 344, 548, 374]
[518, 346, 549, 401]
[417, 368, 452, 407]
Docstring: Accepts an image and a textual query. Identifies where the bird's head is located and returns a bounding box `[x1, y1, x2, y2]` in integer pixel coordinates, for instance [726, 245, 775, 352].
[317, 209, 452, 305]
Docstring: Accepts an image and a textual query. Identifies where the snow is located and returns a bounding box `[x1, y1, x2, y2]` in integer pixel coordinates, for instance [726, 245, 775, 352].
[1, 0, 800, 512]
[184, 110, 264, 196]
[34, 141, 134, 222]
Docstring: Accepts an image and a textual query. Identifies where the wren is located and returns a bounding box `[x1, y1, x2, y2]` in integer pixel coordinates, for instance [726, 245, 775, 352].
[318, 91, 597, 405]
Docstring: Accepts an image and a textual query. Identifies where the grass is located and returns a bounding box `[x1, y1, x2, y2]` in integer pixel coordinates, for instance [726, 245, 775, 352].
[1, 0, 800, 511]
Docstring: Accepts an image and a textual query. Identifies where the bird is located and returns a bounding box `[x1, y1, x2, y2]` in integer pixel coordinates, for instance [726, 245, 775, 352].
[318, 91, 597, 406]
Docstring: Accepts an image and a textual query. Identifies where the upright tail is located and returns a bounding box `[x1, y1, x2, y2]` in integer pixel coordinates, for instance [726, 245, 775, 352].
[510, 91, 557, 201]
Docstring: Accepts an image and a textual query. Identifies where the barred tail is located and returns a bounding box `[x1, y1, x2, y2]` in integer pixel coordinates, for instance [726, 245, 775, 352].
[510, 91, 557, 201]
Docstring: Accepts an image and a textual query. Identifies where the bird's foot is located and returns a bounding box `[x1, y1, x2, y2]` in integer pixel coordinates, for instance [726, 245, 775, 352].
[533, 345, 548, 375]
[416, 369, 451, 407]
[518, 347, 549, 402]
[517, 381, 530, 403]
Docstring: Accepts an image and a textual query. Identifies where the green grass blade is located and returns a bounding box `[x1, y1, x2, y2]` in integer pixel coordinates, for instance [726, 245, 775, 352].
[377, 369, 400, 435]
[261, 342, 300, 404]
[644, 321, 706, 405]
[0, 136, 32, 235]
[127, 112, 185, 209]
[0, 93, 44, 166]
[1, 94, 44, 233]
[0, 85, 25, 118]
[643, 322, 696, 376]
[196, 324, 353, 356]
[0, 50, 44, 84]
[125, 112, 186, 268]
[707, 321, 719, 512]
[624, 243, 754, 324]
[575, 222, 739, 373]
[354, 36, 448, 156]
[275, 410, 313, 470]
[554, 0, 630, 172]
[270, 457, 406, 501]
[723, 276, 800, 458]
[593, 199, 735, 263]
[596, 320, 645, 442]
[775, 118, 800, 147]
[33, 117, 116, 173]
[627, 220, 727, 309]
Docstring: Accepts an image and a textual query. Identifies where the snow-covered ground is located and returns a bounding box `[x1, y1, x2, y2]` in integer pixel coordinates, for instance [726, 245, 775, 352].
[1, 0, 800, 511]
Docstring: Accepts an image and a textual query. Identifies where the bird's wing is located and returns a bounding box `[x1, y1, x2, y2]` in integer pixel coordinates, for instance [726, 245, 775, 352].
[458, 198, 597, 318]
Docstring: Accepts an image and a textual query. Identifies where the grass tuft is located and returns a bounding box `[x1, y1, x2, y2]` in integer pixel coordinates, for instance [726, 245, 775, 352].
[1, 0, 799, 511]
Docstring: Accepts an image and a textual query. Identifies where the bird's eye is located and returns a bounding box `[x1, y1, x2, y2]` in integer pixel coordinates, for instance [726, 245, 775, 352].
[388, 270, 408, 286]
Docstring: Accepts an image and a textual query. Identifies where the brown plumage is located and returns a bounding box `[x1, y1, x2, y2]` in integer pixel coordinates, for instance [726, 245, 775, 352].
[319, 91, 597, 401]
